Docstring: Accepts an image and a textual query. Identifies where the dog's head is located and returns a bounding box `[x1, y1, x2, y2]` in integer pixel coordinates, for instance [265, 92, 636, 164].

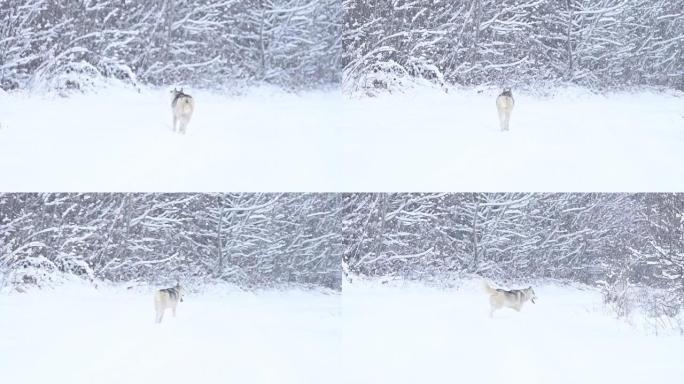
[527, 286, 537, 304]
[501, 87, 512, 96]
[170, 87, 185, 100]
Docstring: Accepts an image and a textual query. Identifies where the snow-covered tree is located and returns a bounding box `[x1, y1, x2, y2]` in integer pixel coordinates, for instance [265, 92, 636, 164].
[343, 0, 683, 92]
[343, 193, 683, 293]
[0, 193, 341, 289]
[0, 0, 341, 91]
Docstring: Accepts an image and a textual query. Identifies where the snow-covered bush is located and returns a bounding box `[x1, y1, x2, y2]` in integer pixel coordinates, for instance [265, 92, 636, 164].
[7, 255, 59, 290]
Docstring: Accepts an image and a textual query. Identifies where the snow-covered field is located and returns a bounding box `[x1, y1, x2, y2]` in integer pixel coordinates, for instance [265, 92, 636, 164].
[343, 280, 684, 384]
[2, 279, 683, 384]
[341, 87, 684, 191]
[0, 284, 341, 384]
[0, 87, 344, 191]
[1, 86, 681, 191]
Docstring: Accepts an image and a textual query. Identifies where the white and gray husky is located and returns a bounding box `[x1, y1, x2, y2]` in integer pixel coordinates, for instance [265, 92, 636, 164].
[483, 281, 536, 317]
[170, 88, 194, 134]
[154, 283, 184, 323]
[496, 88, 515, 131]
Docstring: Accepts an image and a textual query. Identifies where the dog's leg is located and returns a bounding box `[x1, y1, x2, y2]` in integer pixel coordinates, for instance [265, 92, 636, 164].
[180, 117, 189, 134]
[155, 309, 163, 323]
[489, 301, 497, 318]
[498, 110, 506, 131]
[154, 298, 162, 323]
[489, 297, 495, 317]
[172, 304, 177, 317]
[503, 110, 511, 131]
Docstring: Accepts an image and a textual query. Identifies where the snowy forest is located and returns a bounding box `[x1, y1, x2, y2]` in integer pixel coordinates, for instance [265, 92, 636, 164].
[0, 193, 342, 290]
[343, 193, 684, 289]
[2, 193, 683, 297]
[0, 0, 341, 91]
[343, 0, 683, 92]
[3, 1, 681, 93]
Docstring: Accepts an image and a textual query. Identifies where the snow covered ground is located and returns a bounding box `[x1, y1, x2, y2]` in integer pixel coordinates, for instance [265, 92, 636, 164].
[0, 87, 344, 191]
[0, 284, 341, 384]
[2, 279, 683, 384]
[341, 87, 684, 191]
[1, 86, 681, 191]
[342, 280, 684, 384]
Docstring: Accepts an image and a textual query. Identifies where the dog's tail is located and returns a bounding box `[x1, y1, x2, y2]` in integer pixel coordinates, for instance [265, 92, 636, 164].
[481, 280, 496, 295]
[181, 96, 194, 107]
[181, 97, 195, 114]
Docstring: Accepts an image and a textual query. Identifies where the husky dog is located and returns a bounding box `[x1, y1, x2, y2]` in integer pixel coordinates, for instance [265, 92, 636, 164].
[496, 88, 515, 131]
[482, 281, 536, 317]
[170, 88, 194, 134]
[154, 283, 184, 323]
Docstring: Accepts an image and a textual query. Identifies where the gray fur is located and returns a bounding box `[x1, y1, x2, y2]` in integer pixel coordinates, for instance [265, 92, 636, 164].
[170, 88, 195, 134]
[499, 88, 513, 98]
[496, 88, 515, 131]
[483, 281, 537, 317]
[154, 283, 184, 323]
[171, 89, 192, 109]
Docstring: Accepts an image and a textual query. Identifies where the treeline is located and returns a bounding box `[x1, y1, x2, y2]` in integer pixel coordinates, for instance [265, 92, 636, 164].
[0, 193, 342, 289]
[343, 0, 683, 93]
[342, 193, 684, 294]
[0, 0, 341, 91]
[2, 193, 682, 295]
[2, 1, 680, 93]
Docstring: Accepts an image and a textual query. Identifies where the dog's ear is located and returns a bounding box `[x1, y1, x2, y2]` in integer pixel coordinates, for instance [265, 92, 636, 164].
[180, 87, 184, 93]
